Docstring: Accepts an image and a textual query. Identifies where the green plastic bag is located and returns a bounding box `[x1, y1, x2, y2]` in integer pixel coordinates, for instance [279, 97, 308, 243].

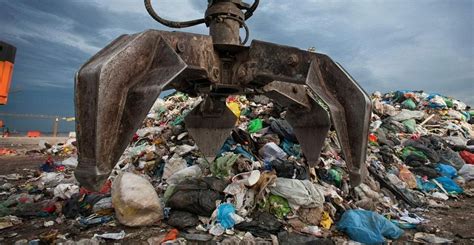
[401, 99, 416, 110]
[259, 194, 291, 219]
[401, 146, 428, 160]
[443, 98, 453, 108]
[211, 153, 240, 178]
[402, 119, 416, 133]
[248, 118, 263, 133]
[329, 168, 343, 187]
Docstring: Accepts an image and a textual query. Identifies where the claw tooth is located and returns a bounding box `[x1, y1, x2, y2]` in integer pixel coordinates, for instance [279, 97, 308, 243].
[184, 97, 237, 161]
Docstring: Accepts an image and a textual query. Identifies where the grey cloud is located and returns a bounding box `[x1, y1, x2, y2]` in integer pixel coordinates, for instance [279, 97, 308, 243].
[246, 0, 474, 104]
[0, 0, 473, 104]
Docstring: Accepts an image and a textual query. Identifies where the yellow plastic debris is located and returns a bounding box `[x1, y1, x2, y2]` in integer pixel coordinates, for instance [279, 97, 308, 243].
[320, 211, 333, 229]
[227, 101, 241, 118]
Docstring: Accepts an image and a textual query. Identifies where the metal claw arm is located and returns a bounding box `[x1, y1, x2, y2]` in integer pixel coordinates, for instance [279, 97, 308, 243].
[74, 31, 372, 189]
[245, 41, 372, 186]
[74, 31, 187, 190]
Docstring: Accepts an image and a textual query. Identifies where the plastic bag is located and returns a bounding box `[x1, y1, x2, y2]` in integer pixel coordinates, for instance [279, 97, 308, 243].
[112, 172, 164, 227]
[217, 203, 236, 229]
[93, 230, 126, 240]
[269, 178, 325, 209]
[166, 210, 199, 230]
[416, 177, 438, 192]
[281, 139, 302, 158]
[460, 150, 474, 164]
[219, 138, 256, 161]
[458, 164, 474, 181]
[398, 167, 417, 189]
[270, 158, 308, 180]
[435, 164, 457, 178]
[402, 99, 416, 110]
[391, 109, 425, 121]
[428, 95, 447, 109]
[401, 146, 428, 161]
[53, 184, 80, 199]
[439, 147, 465, 170]
[166, 165, 202, 185]
[337, 210, 404, 244]
[402, 119, 416, 133]
[434, 176, 463, 194]
[259, 142, 287, 162]
[234, 211, 283, 238]
[93, 197, 113, 215]
[61, 157, 78, 168]
[211, 153, 240, 178]
[248, 118, 263, 133]
[166, 177, 226, 216]
[270, 119, 297, 142]
[162, 154, 188, 180]
[328, 168, 343, 187]
[259, 194, 291, 219]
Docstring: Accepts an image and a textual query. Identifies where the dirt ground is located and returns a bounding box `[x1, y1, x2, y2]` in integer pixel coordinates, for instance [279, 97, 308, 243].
[0, 155, 172, 244]
[1, 139, 474, 244]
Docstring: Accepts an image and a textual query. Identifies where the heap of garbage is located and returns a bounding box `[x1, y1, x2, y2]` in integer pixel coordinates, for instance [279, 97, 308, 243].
[0, 90, 473, 244]
[0, 138, 77, 157]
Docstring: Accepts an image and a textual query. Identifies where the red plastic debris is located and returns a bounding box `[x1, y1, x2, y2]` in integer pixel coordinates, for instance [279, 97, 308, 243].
[460, 150, 474, 164]
[368, 133, 378, 143]
[162, 229, 179, 243]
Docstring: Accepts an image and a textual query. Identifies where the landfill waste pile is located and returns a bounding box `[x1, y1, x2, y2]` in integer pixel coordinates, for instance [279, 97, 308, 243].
[0, 90, 473, 244]
[0, 137, 77, 157]
[0, 148, 18, 156]
[31, 138, 78, 158]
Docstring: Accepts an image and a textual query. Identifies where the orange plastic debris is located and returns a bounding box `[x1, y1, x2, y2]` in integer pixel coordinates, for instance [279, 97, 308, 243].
[161, 229, 179, 243]
[0, 148, 17, 156]
[368, 133, 378, 143]
[27, 131, 41, 137]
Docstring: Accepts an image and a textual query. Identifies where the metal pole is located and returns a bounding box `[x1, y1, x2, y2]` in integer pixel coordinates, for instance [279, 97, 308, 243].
[52, 117, 59, 137]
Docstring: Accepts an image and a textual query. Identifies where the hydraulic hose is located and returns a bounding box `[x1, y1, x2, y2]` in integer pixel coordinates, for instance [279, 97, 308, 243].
[244, 0, 259, 20]
[144, 0, 206, 28]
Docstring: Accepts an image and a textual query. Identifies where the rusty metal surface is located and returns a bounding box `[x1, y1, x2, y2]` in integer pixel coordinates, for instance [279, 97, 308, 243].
[263, 81, 330, 167]
[74, 1, 372, 190]
[184, 96, 237, 163]
[206, 1, 244, 46]
[74, 32, 187, 190]
[262, 81, 310, 109]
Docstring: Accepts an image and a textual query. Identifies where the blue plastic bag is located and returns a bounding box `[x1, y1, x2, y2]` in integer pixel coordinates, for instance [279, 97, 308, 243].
[436, 164, 457, 178]
[217, 203, 236, 229]
[281, 138, 301, 158]
[219, 138, 255, 161]
[435, 176, 463, 194]
[337, 210, 404, 244]
[416, 177, 438, 192]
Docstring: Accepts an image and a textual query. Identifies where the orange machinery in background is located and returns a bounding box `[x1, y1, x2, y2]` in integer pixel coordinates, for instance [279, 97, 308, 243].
[0, 41, 16, 105]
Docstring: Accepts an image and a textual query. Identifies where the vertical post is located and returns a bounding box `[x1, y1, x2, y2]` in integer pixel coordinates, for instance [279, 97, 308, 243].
[53, 117, 59, 137]
[205, 1, 244, 46]
[0, 41, 17, 105]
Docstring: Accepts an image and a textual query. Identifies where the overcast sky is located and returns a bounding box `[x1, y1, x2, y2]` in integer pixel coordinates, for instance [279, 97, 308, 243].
[0, 0, 473, 132]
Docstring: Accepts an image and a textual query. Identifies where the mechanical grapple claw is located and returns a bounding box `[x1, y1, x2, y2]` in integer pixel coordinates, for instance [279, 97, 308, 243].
[75, 0, 372, 191]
